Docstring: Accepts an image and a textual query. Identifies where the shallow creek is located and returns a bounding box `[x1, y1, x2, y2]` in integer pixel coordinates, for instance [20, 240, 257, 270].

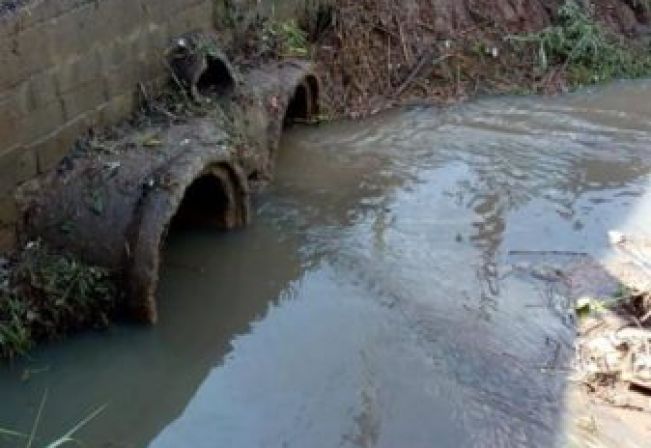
[3, 81, 651, 447]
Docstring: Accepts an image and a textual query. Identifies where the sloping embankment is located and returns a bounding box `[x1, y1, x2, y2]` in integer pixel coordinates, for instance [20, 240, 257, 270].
[307, 0, 651, 116]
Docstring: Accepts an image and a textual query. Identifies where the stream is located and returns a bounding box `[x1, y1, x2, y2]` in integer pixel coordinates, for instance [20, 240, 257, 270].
[3, 80, 651, 447]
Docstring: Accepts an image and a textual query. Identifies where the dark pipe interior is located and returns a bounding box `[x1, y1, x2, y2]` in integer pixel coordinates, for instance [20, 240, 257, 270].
[305, 75, 319, 116]
[197, 56, 235, 96]
[170, 175, 231, 231]
[284, 85, 309, 126]
[284, 76, 319, 127]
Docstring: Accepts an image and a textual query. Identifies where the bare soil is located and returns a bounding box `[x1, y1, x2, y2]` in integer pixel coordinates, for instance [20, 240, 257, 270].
[309, 0, 651, 117]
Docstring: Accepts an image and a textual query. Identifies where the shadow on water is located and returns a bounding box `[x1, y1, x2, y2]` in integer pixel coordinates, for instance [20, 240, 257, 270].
[3, 79, 651, 447]
[0, 220, 307, 446]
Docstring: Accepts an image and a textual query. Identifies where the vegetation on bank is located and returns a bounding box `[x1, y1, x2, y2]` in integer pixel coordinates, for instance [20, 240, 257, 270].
[262, 19, 309, 58]
[0, 242, 116, 360]
[509, 1, 651, 88]
[267, 0, 651, 116]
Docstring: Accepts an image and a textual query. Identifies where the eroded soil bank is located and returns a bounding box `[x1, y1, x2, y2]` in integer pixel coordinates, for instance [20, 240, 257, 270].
[305, 0, 651, 116]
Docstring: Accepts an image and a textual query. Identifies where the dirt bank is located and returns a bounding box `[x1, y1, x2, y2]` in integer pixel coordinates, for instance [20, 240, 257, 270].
[302, 0, 651, 117]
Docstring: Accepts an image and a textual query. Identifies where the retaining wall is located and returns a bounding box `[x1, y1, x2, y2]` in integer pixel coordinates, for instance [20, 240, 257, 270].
[0, 0, 214, 249]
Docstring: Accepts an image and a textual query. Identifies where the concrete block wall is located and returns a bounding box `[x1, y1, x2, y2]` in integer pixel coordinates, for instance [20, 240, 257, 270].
[0, 0, 214, 248]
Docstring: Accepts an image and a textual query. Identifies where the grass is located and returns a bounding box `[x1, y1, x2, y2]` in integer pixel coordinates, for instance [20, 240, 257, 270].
[0, 295, 31, 358]
[0, 242, 116, 360]
[0, 390, 107, 448]
[508, 0, 651, 86]
[262, 19, 309, 58]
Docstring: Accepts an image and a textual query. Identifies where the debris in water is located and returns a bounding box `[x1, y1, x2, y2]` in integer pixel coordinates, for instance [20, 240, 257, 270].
[569, 232, 651, 410]
[609, 230, 626, 246]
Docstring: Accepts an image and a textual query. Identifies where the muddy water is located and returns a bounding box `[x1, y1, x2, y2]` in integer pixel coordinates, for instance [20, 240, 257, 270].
[4, 81, 651, 447]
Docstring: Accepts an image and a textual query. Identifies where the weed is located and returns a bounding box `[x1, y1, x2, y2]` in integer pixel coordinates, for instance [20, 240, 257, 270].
[0, 294, 32, 358]
[262, 19, 309, 58]
[508, 0, 651, 86]
[0, 242, 117, 359]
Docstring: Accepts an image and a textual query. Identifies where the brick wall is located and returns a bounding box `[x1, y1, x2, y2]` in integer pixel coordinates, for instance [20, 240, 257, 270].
[0, 0, 214, 248]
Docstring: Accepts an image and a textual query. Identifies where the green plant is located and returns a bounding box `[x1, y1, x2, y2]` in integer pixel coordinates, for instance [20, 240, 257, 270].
[508, 0, 651, 85]
[262, 19, 309, 58]
[0, 294, 32, 359]
[0, 242, 117, 359]
[14, 243, 115, 330]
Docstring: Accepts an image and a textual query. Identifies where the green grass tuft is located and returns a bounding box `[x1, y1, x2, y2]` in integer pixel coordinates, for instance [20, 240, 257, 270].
[0, 242, 116, 360]
[262, 19, 309, 58]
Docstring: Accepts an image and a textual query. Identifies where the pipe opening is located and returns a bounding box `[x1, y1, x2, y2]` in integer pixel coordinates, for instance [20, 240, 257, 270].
[128, 163, 249, 323]
[169, 174, 232, 232]
[284, 75, 320, 127]
[197, 56, 235, 97]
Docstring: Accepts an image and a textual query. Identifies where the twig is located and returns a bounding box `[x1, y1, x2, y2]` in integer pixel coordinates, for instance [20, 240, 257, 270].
[138, 82, 151, 110]
[393, 53, 449, 98]
[162, 57, 192, 105]
[631, 317, 651, 357]
[641, 309, 651, 324]
[398, 22, 411, 65]
[387, 34, 392, 90]
[373, 24, 399, 40]
[153, 104, 179, 122]
[581, 319, 606, 336]
[416, 21, 437, 34]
